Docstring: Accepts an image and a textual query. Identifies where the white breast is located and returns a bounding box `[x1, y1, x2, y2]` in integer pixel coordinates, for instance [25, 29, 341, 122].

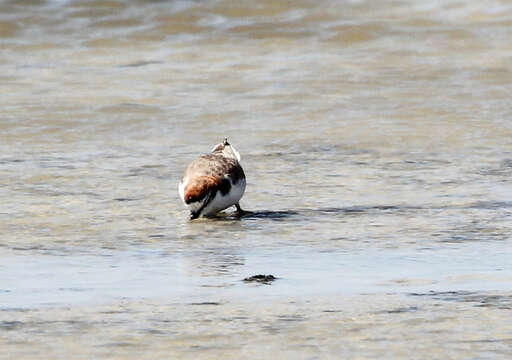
[178, 177, 187, 203]
[202, 178, 246, 215]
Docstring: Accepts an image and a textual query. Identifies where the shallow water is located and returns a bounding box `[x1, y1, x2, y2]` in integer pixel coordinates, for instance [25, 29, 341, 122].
[1, 0, 512, 358]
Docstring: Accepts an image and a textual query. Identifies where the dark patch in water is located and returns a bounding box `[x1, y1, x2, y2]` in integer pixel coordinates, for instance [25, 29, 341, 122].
[501, 158, 512, 167]
[276, 314, 305, 322]
[0, 308, 30, 312]
[243, 274, 277, 284]
[315, 205, 405, 216]
[441, 235, 472, 244]
[0, 321, 23, 330]
[97, 342, 136, 348]
[466, 201, 512, 210]
[317, 207, 364, 214]
[119, 60, 163, 67]
[377, 306, 419, 314]
[100, 310, 130, 314]
[457, 338, 512, 344]
[409, 291, 512, 309]
[11, 245, 45, 251]
[478, 159, 512, 177]
[189, 302, 221, 306]
[58, 287, 92, 292]
[0, 158, 25, 164]
[113, 198, 137, 202]
[410, 290, 474, 299]
[142, 328, 166, 335]
[141, 164, 164, 168]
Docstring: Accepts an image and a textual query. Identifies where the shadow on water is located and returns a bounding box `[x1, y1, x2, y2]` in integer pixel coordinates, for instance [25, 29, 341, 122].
[196, 200, 512, 223]
[201, 205, 410, 222]
[200, 210, 299, 221]
[231, 201, 512, 220]
[240, 210, 300, 219]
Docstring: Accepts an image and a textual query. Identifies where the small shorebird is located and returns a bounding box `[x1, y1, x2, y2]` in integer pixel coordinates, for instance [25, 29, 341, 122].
[179, 139, 246, 219]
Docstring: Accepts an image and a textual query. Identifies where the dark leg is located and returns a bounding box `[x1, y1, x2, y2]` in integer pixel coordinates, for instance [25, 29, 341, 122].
[189, 211, 200, 220]
[235, 203, 246, 216]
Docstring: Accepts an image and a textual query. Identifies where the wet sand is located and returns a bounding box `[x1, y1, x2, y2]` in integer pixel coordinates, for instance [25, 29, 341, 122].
[2, 293, 512, 359]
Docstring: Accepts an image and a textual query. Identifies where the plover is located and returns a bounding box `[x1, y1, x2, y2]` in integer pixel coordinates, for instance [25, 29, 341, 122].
[179, 138, 246, 219]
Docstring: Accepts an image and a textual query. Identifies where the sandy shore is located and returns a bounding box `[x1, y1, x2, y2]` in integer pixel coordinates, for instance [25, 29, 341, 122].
[2, 292, 511, 359]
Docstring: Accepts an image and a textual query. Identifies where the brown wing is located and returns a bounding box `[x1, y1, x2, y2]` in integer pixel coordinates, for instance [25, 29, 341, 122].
[184, 175, 230, 204]
[182, 154, 244, 204]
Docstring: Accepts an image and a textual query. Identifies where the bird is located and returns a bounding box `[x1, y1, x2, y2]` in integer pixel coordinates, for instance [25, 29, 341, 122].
[179, 138, 246, 219]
